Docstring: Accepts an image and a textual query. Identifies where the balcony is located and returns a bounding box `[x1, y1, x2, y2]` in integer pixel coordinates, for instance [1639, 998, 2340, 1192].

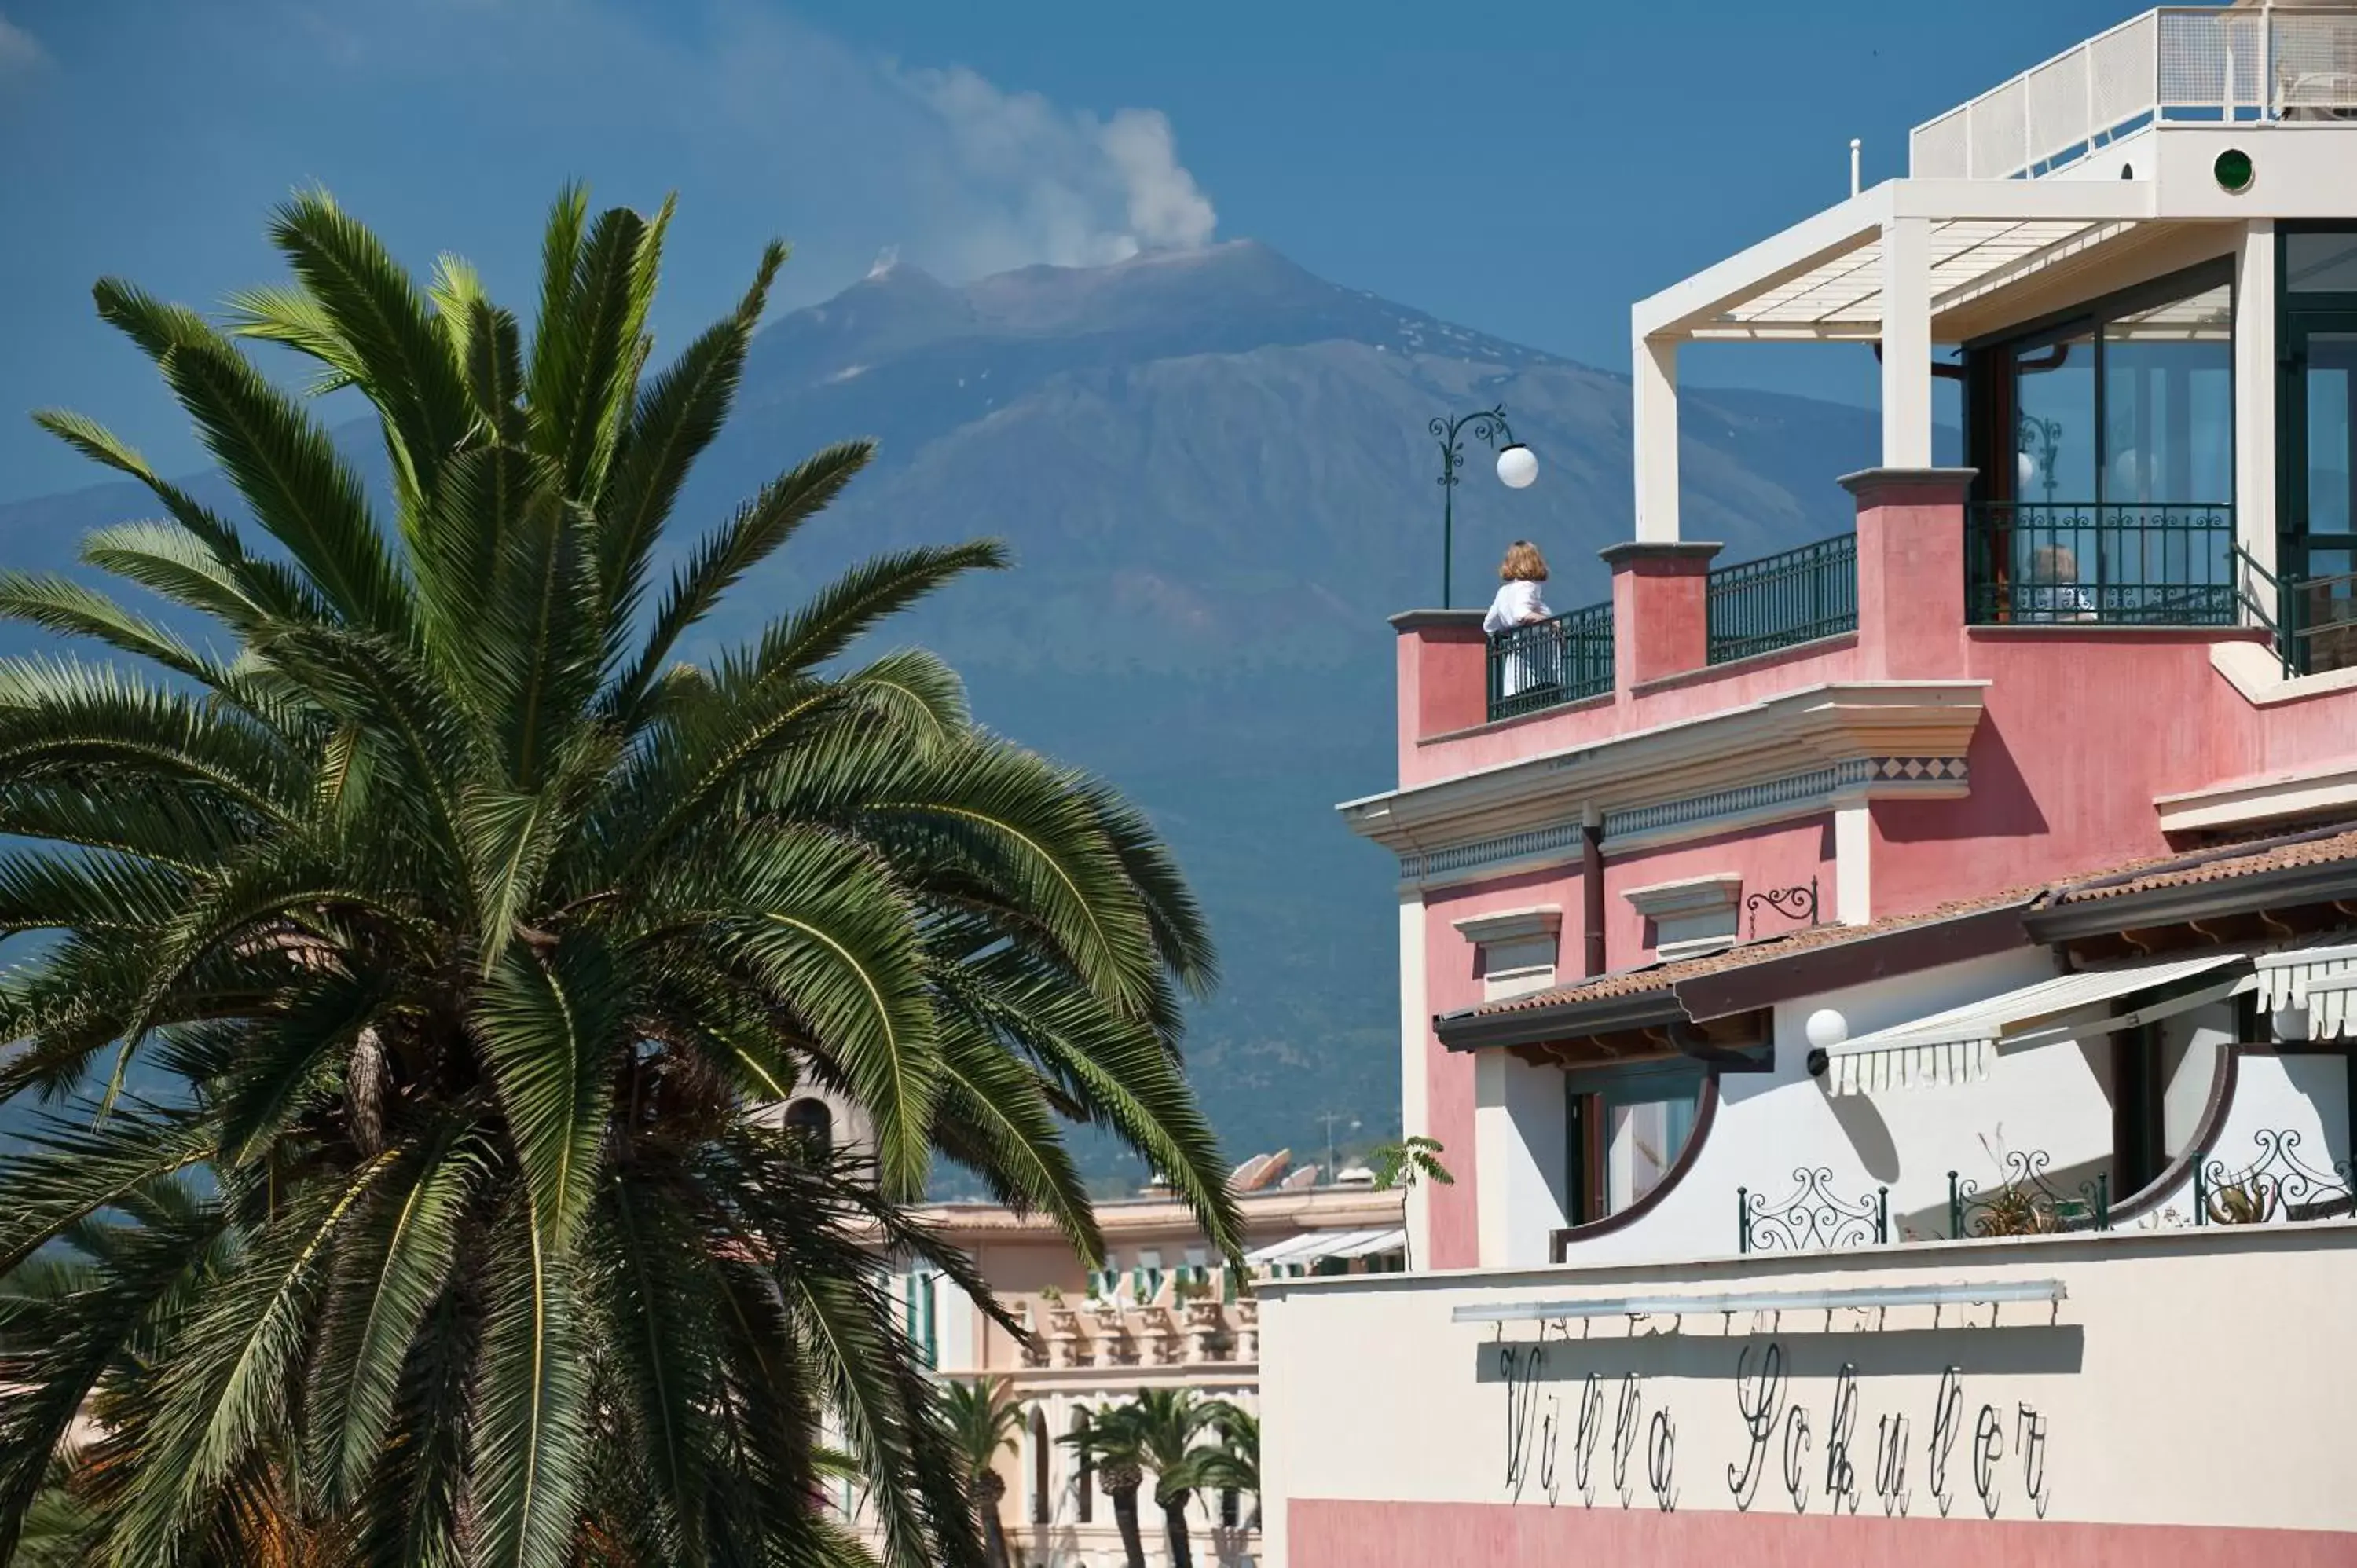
[1705, 532, 1858, 665]
[1963, 500, 2235, 626]
[1909, 6, 2357, 182]
[1485, 601, 1611, 722]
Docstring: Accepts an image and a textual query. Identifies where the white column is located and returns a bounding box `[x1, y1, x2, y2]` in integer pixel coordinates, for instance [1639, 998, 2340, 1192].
[1835, 802, 1872, 926]
[1474, 1051, 1570, 1267]
[1880, 217, 1934, 469]
[1397, 891, 1432, 1267]
[2235, 218, 2278, 581]
[1633, 332, 1681, 541]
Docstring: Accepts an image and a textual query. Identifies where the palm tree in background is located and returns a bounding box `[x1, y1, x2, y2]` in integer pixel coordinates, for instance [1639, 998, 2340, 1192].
[939, 1379, 1027, 1568]
[1123, 1388, 1230, 1568]
[1178, 1405, 1259, 1532]
[0, 185, 1241, 1566]
[1061, 1405, 1149, 1568]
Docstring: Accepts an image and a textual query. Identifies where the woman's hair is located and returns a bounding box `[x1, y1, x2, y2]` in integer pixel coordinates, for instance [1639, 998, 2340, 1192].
[1500, 540, 1549, 582]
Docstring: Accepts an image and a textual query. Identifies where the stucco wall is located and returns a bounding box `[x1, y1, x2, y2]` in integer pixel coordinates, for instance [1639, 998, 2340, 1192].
[1259, 1224, 2357, 1566]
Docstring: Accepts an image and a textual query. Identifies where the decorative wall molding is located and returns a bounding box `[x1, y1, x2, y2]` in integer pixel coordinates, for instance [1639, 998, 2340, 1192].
[1347, 681, 1985, 886]
[1394, 757, 1971, 887]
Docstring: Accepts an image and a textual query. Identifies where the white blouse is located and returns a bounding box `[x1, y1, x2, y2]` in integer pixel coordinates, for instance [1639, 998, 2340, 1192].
[1483, 578, 1551, 636]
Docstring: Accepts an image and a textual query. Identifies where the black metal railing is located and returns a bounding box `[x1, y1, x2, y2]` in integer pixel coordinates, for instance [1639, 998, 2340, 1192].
[1947, 1152, 2110, 1239]
[1486, 600, 1613, 721]
[1964, 501, 2234, 626]
[1736, 1168, 1889, 1255]
[2194, 1129, 2356, 1225]
[2232, 546, 2357, 679]
[1706, 532, 1857, 665]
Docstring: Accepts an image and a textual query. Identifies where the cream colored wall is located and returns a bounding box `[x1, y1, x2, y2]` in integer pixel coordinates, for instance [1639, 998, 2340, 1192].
[1260, 1223, 2357, 1566]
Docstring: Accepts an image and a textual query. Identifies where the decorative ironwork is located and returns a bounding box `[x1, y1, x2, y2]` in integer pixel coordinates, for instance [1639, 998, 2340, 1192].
[1648, 1409, 1678, 1513]
[1928, 1368, 1963, 1519]
[1947, 1150, 2110, 1238]
[1501, 1343, 1545, 1503]
[1431, 405, 1518, 608]
[1971, 1405, 2005, 1520]
[1707, 532, 1858, 665]
[1964, 500, 2235, 627]
[2015, 1404, 2051, 1520]
[1487, 599, 1613, 721]
[1737, 1168, 1889, 1255]
[1781, 1401, 1812, 1515]
[1744, 878, 1819, 940]
[1823, 1364, 1862, 1517]
[1574, 1372, 1604, 1508]
[1728, 1342, 1783, 1512]
[2194, 1128, 2357, 1225]
[1875, 1412, 1912, 1518]
[1611, 1374, 1642, 1509]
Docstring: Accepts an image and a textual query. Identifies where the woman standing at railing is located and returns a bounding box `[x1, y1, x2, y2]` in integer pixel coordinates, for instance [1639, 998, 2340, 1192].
[1484, 540, 1554, 698]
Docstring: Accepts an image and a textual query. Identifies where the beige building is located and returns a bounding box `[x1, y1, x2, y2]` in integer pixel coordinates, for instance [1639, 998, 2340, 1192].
[864, 1162, 1402, 1568]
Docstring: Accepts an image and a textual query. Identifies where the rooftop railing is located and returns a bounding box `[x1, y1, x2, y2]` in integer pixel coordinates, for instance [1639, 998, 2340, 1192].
[2234, 546, 2357, 677]
[1964, 500, 2235, 626]
[1486, 599, 1612, 723]
[1909, 7, 2357, 182]
[1706, 531, 1857, 665]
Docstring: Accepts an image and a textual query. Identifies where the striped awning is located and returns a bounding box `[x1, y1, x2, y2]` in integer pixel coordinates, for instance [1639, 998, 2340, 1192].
[1241, 1228, 1405, 1268]
[2256, 940, 2357, 1041]
[1825, 951, 2251, 1097]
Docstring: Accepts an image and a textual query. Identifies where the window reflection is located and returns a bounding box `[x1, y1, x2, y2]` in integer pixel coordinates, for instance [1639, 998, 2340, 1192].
[2102, 282, 2234, 506]
[1567, 1061, 1704, 1224]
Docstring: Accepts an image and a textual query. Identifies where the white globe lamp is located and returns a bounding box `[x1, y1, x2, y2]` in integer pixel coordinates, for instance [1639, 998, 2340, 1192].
[1495, 443, 1538, 489]
[1805, 1008, 1849, 1050]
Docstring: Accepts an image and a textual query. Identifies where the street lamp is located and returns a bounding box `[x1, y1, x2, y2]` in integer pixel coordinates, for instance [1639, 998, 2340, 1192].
[1430, 405, 1538, 607]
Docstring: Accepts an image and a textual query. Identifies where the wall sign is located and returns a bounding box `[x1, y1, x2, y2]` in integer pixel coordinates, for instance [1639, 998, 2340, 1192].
[1495, 1336, 2053, 1522]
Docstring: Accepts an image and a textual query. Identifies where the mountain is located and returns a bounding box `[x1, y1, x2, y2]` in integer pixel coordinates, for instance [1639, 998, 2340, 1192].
[0, 240, 1881, 1182]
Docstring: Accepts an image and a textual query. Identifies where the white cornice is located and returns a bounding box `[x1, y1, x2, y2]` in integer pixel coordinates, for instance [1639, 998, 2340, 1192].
[1338, 680, 1987, 860]
[1623, 874, 1743, 921]
[1450, 906, 1563, 945]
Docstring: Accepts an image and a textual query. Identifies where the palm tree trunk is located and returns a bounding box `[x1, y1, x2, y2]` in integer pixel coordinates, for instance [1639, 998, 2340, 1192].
[1160, 1489, 1194, 1568]
[981, 1507, 1011, 1568]
[1109, 1485, 1148, 1568]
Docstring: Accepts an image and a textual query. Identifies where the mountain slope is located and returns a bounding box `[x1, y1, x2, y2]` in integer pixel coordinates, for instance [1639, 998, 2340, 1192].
[0, 240, 1879, 1181]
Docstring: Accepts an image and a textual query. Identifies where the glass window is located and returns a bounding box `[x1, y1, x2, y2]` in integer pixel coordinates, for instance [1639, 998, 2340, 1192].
[2012, 330, 2095, 504]
[2287, 231, 2357, 294]
[1567, 1061, 1704, 1224]
[2102, 282, 2234, 505]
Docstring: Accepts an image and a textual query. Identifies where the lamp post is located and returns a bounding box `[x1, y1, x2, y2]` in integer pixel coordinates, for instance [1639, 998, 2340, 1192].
[1430, 405, 1539, 606]
[2017, 412, 2062, 504]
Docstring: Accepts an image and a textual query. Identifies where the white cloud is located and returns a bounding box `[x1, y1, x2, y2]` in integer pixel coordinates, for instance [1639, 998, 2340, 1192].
[896, 64, 1218, 269]
[0, 13, 48, 74]
[326, 0, 1219, 285]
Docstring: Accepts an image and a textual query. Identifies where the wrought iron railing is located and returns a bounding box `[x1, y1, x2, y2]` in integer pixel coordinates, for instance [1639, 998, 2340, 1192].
[2194, 1129, 2357, 1225]
[1736, 1168, 1889, 1255]
[1948, 1152, 2110, 1239]
[1964, 501, 2234, 626]
[2232, 545, 2357, 679]
[1706, 533, 1857, 665]
[1486, 599, 1613, 722]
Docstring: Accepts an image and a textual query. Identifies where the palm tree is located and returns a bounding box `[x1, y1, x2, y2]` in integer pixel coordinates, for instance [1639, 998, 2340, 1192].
[1061, 1405, 1149, 1568]
[939, 1379, 1027, 1568]
[1120, 1388, 1230, 1568]
[0, 185, 1241, 1567]
[1174, 1404, 1259, 1532]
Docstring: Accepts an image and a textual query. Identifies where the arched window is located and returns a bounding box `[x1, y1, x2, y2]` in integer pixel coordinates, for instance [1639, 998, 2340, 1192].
[1219, 1487, 1240, 1527]
[1070, 1408, 1094, 1522]
[782, 1097, 834, 1155]
[1029, 1408, 1052, 1525]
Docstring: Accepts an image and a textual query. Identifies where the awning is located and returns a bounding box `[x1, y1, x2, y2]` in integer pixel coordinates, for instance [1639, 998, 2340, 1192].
[1826, 951, 2250, 1097]
[2256, 940, 2357, 1040]
[1241, 1228, 1404, 1268]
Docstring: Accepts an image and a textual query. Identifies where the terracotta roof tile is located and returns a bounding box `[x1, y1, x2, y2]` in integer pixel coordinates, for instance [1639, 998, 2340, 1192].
[1471, 821, 2357, 1020]
[2052, 825, 2357, 903]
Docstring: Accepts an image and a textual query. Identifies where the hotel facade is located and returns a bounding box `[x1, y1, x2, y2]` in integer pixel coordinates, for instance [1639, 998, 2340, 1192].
[1263, 6, 2357, 1564]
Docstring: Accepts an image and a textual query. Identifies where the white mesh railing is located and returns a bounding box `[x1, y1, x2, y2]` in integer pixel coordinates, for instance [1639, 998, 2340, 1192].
[1909, 6, 2357, 181]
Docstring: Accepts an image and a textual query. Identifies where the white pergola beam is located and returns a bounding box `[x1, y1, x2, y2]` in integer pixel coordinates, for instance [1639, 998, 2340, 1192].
[1633, 333, 1680, 543]
[1881, 216, 1933, 469]
[1633, 179, 2159, 343]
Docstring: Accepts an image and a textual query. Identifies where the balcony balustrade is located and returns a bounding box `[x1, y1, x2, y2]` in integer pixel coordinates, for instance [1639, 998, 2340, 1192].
[1964, 500, 2235, 627]
[1485, 600, 1613, 723]
[1706, 531, 1858, 665]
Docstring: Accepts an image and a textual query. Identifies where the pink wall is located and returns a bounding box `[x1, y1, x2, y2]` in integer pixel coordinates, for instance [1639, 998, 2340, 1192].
[1603, 819, 1832, 957]
[1289, 1499, 2356, 1568]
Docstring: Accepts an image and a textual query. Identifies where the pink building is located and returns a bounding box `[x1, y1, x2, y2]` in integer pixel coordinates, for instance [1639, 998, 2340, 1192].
[1266, 7, 2357, 1565]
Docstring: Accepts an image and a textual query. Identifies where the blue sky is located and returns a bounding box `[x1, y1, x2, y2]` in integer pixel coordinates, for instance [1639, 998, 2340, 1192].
[0, 0, 2139, 504]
